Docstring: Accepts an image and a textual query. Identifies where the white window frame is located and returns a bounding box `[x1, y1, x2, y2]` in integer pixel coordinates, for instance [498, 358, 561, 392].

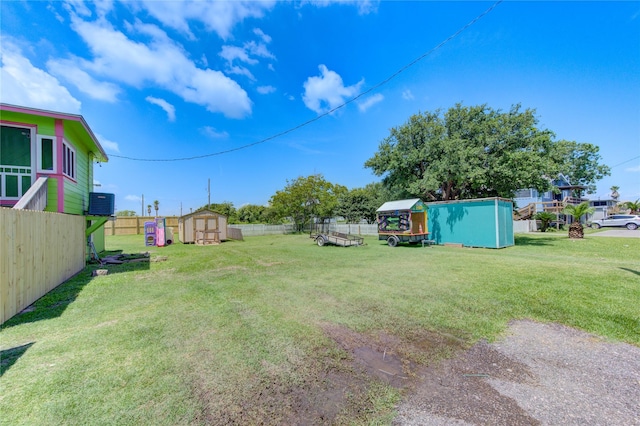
[36, 135, 56, 173]
[62, 140, 76, 181]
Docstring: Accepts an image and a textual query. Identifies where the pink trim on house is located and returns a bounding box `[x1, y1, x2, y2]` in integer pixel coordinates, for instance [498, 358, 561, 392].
[56, 119, 65, 212]
[0, 120, 38, 130]
[1, 103, 108, 162]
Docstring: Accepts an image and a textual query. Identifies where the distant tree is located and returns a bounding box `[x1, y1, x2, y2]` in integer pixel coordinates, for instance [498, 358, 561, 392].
[623, 199, 640, 214]
[365, 104, 558, 201]
[563, 202, 595, 239]
[550, 141, 611, 196]
[115, 210, 137, 217]
[153, 200, 159, 217]
[147, 204, 152, 216]
[269, 174, 347, 231]
[237, 204, 268, 223]
[336, 188, 372, 223]
[534, 211, 557, 232]
[197, 202, 238, 223]
[336, 182, 391, 223]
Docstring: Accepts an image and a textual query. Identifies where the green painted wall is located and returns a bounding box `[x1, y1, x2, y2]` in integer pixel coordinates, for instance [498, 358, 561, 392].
[91, 222, 105, 253]
[62, 122, 93, 215]
[44, 177, 58, 212]
[427, 198, 514, 249]
[1, 110, 97, 215]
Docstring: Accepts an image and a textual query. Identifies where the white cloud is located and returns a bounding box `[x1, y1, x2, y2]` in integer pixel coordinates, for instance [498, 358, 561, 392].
[219, 36, 275, 80]
[146, 96, 176, 121]
[201, 126, 229, 139]
[68, 16, 252, 118]
[63, 0, 93, 18]
[95, 133, 120, 153]
[402, 89, 414, 100]
[125, 194, 142, 202]
[257, 85, 276, 95]
[625, 164, 640, 172]
[133, 0, 276, 40]
[244, 40, 275, 60]
[47, 58, 121, 102]
[220, 45, 253, 64]
[253, 28, 272, 44]
[302, 64, 363, 114]
[0, 38, 82, 113]
[357, 93, 383, 112]
[303, 0, 379, 15]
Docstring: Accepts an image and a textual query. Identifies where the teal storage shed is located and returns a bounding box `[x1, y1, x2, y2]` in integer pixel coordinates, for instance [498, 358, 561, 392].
[427, 197, 514, 248]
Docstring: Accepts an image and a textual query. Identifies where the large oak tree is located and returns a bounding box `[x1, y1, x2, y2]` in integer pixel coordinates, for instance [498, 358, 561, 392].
[365, 103, 609, 201]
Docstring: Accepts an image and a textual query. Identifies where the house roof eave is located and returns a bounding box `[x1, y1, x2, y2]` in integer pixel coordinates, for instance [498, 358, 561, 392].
[0, 103, 108, 162]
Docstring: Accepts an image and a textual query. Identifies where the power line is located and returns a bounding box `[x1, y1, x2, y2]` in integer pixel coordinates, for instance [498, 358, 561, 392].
[610, 155, 640, 169]
[110, 0, 504, 162]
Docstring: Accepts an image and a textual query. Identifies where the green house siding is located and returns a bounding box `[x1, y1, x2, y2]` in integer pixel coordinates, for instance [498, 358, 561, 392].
[427, 198, 514, 249]
[91, 223, 105, 253]
[1, 106, 106, 214]
[63, 147, 92, 215]
[44, 178, 58, 212]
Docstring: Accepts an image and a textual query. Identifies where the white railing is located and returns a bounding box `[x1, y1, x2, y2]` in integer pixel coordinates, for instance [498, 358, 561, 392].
[13, 177, 48, 211]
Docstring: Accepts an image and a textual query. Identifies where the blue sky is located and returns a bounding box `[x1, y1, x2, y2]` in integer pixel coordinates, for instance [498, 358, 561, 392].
[2, 0, 639, 216]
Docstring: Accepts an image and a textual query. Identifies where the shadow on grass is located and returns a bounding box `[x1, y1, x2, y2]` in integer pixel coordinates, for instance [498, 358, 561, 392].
[620, 267, 640, 277]
[514, 235, 560, 246]
[0, 250, 150, 330]
[0, 342, 35, 377]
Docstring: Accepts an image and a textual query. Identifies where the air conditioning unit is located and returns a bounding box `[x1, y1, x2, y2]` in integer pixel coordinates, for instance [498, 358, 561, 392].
[88, 192, 115, 216]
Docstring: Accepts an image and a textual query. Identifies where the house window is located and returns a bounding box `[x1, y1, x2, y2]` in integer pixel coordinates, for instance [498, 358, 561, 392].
[1, 124, 33, 199]
[37, 135, 56, 173]
[62, 141, 76, 180]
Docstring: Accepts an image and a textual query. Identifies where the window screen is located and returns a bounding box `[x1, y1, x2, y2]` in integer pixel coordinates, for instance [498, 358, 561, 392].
[41, 137, 54, 170]
[1, 125, 31, 166]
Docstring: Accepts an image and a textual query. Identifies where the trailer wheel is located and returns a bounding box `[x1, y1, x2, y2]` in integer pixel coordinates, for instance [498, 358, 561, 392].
[317, 236, 326, 246]
[387, 236, 399, 247]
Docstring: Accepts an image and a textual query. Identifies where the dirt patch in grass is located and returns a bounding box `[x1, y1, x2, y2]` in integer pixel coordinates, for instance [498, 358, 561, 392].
[187, 323, 470, 425]
[190, 321, 640, 425]
[189, 344, 374, 425]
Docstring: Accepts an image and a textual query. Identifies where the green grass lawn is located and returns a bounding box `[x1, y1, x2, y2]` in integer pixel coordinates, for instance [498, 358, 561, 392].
[1, 232, 639, 425]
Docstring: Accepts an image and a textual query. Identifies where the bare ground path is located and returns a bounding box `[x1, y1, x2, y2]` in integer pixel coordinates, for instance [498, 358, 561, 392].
[393, 320, 640, 426]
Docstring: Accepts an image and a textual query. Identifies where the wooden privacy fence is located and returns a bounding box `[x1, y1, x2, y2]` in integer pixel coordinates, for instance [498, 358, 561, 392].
[104, 216, 179, 236]
[1, 209, 86, 324]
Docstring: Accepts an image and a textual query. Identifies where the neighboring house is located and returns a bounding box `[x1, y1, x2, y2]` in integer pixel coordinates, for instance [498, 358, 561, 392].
[0, 103, 111, 253]
[513, 174, 586, 210]
[588, 199, 619, 221]
[513, 174, 587, 222]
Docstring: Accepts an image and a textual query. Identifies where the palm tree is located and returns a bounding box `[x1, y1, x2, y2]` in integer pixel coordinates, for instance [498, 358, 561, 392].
[623, 199, 640, 214]
[534, 211, 557, 232]
[147, 204, 152, 216]
[153, 200, 159, 217]
[563, 201, 595, 239]
[610, 186, 620, 201]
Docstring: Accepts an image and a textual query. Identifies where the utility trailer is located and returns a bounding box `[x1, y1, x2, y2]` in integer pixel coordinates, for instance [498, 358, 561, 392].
[311, 218, 364, 247]
[376, 199, 430, 247]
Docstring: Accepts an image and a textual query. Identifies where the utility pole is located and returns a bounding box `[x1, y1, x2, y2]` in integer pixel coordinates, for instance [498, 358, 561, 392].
[208, 178, 211, 209]
[141, 194, 144, 217]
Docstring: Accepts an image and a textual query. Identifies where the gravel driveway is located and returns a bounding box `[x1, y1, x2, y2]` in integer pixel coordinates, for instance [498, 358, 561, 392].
[394, 320, 640, 425]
